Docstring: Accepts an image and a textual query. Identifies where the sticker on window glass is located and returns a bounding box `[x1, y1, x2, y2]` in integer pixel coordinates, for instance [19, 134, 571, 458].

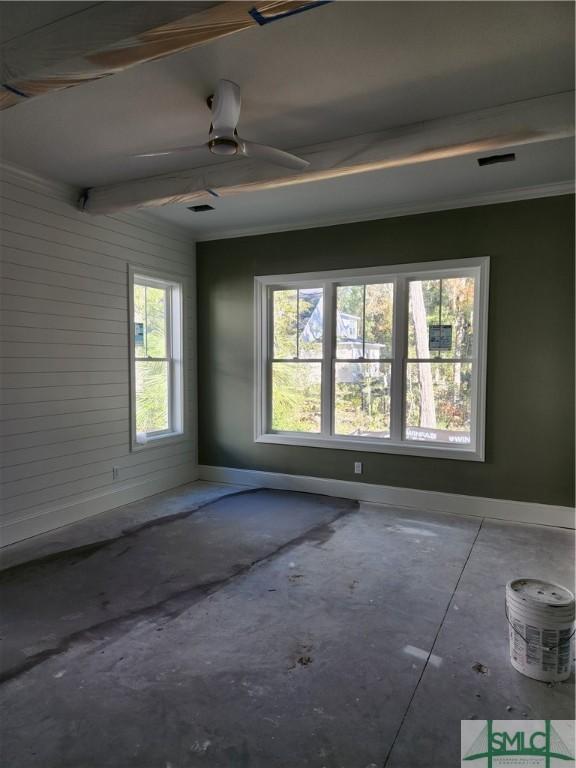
[429, 324, 452, 350]
[135, 322, 144, 347]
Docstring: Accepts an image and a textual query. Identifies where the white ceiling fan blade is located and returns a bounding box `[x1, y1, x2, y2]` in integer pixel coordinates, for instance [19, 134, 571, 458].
[132, 144, 209, 158]
[240, 140, 310, 170]
[211, 79, 241, 136]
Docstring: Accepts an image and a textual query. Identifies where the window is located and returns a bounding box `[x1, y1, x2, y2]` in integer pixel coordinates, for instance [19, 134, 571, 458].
[254, 257, 489, 460]
[129, 267, 184, 449]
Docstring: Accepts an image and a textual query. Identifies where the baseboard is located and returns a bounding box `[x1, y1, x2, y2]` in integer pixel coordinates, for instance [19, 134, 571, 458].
[198, 465, 575, 529]
[0, 466, 199, 547]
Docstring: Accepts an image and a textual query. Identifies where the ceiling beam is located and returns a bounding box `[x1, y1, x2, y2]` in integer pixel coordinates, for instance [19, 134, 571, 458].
[82, 91, 575, 215]
[0, 2, 325, 110]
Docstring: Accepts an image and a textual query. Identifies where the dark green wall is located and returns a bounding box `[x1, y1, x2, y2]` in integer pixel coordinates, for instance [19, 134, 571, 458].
[197, 196, 575, 507]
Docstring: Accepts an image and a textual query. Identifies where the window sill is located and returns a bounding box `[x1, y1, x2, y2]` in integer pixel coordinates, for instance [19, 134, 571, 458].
[255, 432, 484, 462]
[131, 431, 186, 452]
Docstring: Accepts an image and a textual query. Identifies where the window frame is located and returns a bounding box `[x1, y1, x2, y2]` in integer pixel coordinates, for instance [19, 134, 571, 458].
[254, 257, 489, 461]
[128, 266, 185, 451]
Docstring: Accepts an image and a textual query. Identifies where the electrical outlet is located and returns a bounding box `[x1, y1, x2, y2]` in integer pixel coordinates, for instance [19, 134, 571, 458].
[112, 466, 120, 480]
[354, 461, 363, 475]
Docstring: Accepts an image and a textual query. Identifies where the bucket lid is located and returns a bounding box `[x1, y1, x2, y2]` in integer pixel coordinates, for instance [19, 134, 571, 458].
[507, 579, 575, 609]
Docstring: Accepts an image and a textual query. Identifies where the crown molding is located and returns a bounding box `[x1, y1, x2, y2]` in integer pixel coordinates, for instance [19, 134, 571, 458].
[193, 180, 575, 241]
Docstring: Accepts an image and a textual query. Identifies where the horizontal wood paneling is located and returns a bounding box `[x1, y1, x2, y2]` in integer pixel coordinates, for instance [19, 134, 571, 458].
[0, 259, 127, 296]
[2, 446, 195, 498]
[1, 370, 129, 389]
[0, 310, 127, 335]
[1, 466, 197, 538]
[1, 326, 127, 346]
[1, 245, 128, 285]
[0, 407, 127, 436]
[0, 292, 128, 322]
[1, 276, 128, 308]
[0, 395, 129, 421]
[0, 168, 196, 542]
[2, 438, 195, 484]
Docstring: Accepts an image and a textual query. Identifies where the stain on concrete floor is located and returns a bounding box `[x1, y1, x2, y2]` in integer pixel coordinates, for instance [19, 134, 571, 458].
[0, 489, 355, 683]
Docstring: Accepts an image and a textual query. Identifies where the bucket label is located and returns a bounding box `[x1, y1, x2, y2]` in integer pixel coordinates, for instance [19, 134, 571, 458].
[509, 620, 573, 676]
[461, 720, 575, 767]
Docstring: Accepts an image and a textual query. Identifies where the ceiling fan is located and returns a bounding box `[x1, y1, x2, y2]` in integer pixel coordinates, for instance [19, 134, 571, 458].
[133, 79, 310, 171]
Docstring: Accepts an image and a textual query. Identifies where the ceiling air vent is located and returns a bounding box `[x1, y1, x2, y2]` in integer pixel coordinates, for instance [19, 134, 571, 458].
[477, 153, 516, 167]
[188, 204, 215, 212]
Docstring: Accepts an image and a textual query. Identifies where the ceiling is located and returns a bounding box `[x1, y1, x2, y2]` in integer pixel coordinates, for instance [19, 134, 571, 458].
[0, 1, 573, 238]
[0, 1, 98, 45]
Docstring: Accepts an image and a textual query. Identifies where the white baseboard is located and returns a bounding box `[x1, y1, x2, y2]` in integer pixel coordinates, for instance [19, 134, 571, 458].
[198, 465, 575, 529]
[0, 466, 199, 547]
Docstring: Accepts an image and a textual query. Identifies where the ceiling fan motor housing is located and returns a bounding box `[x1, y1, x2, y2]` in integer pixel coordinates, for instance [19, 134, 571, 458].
[208, 136, 239, 156]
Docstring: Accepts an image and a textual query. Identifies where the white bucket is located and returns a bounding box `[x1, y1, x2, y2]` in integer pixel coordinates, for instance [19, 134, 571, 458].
[506, 578, 575, 683]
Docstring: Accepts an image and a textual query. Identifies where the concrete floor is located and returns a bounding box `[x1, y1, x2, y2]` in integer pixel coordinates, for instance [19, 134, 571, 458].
[0, 481, 574, 767]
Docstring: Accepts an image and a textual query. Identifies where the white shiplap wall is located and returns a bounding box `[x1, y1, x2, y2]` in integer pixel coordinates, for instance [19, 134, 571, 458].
[0, 164, 197, 545]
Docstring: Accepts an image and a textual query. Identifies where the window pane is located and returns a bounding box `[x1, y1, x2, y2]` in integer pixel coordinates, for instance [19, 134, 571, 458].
[365, 283, 393, 357]
[408, 277, 474, 359]
[145, 286, 167, 358]
[337, 283, 393, 359]
[336, 285, 363, 359]
[272, 287, 323, 359]
[135, 360, 169, 434]
[134, 284, 146, 353]
[298, 287, 323, 358]
[334, 362, 391, 437]
[405, 362, 472, 444]
[273, 289, 297, 359]
[271, 362, 321, 432]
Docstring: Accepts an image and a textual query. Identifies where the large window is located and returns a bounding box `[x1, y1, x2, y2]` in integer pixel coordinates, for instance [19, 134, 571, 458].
[254, 258, 489, 460]
[129, 268, 184, 449]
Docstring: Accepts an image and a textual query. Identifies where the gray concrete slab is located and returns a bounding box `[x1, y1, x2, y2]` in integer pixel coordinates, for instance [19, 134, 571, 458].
[0, 490, 573, 768]
[385, 518, 575, 767]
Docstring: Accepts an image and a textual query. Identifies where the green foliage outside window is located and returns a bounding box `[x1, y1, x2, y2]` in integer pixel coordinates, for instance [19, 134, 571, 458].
[134, 283, 170, 435]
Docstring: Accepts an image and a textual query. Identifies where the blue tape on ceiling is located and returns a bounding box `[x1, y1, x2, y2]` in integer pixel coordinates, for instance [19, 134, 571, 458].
[249, 1, 332, 26]
[2, 83, 29, 98]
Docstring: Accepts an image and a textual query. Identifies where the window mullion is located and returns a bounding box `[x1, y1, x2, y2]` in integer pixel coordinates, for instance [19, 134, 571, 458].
[321, 281, 335, 436]
[390, 276, 408, 442]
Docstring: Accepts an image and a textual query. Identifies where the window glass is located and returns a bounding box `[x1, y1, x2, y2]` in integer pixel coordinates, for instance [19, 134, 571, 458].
[405, 362, 473, 444]
[273, 287, 323, 359]
[336, 285, 364, 359]
[271, 362, 321, 432]
[408, 277, 474, 359]
[273, 289, 297, 359]
[298, 287, 323, 359]
[145, 286, 167, 358]
[336, 283, 393, 359]
[334, 361, 391, 437]
[135, 360, 169, 434]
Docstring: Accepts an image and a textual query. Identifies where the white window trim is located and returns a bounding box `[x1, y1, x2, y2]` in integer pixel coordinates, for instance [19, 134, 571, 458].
[128, 265, 186, 452]
[254, 257, 489, 461]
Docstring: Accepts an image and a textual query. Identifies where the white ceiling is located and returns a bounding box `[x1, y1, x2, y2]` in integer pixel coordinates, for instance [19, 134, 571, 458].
[0, 1, 574, 237]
